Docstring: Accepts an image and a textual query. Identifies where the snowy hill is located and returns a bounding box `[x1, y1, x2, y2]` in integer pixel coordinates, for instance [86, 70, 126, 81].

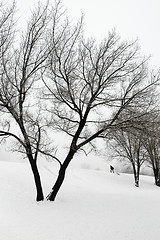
[0, 160, 160, 240]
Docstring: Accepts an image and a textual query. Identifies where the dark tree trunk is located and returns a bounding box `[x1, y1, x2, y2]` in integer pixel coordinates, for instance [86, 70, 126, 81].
[135, 175, 139, 187]
[136, 165, 140, 187]
[154, 168, 160, 186]
[28, 154, 44, 201]
[47, 149, 75, 201]
[47, 165, 66, 201]
[132, 163, 140, 187]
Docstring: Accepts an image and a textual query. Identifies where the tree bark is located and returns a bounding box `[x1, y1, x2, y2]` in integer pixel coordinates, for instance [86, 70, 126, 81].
[28, 154, 44, 201]
[47, 149, 75, 201]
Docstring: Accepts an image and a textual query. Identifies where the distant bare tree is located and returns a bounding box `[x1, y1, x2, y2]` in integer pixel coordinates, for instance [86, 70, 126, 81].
[0, 1, 51, 201]
[43, 12, 160, 200]
[142, 118, 160, 186]
[108, 129, 146, 187]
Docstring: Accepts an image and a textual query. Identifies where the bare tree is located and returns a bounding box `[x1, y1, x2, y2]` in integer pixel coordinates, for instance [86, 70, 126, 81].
[43, 11, 160, 201]
[142, 119, 160, 186]
[0, 1, 51, 201]
[108, 129, 146, 187]
[0, 1, 15, 48]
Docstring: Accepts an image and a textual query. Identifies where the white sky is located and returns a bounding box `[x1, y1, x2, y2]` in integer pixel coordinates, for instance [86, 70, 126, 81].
[5, 0, 160, 68]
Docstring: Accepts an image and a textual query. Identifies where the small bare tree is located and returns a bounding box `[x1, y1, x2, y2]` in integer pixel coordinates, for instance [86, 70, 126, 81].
[142, 118, 160, 186]
[43, 7, 160, 200]
[108, 129, 146, 187]
[0, 1, 51, 201]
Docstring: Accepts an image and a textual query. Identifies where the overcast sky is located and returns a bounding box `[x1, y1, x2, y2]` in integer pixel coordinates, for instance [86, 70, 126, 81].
[4, 0, 160, 68]
[5, 0, 159, 69]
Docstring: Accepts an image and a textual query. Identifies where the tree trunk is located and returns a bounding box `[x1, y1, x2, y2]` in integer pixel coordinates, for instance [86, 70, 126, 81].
[135, 174, 139, 187]
[154, 168, 160, 186]
[47, 149, 75, 201]
[28, 154, 44, 201]
[136, 165, 140, 187]
[132, 163, 139, 187]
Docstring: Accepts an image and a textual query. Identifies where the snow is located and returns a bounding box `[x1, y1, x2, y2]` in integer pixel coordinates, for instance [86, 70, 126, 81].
[0, 159, 160, 240]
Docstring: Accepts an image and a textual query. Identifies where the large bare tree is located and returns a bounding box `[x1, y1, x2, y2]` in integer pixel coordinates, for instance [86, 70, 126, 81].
[43, 8, 160, 200]
[0, 1, 51, 201]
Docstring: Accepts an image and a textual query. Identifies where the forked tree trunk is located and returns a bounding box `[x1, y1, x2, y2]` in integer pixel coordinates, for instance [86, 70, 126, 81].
[28, 154, 44, 201]
[47, 149, 75, 201]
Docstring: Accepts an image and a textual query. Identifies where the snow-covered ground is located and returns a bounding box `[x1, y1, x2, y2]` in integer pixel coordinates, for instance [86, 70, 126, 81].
[0, 159, 160, 240]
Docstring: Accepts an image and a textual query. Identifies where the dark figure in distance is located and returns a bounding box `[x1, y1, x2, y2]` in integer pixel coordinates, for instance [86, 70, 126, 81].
[110, 165, 114, 173]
